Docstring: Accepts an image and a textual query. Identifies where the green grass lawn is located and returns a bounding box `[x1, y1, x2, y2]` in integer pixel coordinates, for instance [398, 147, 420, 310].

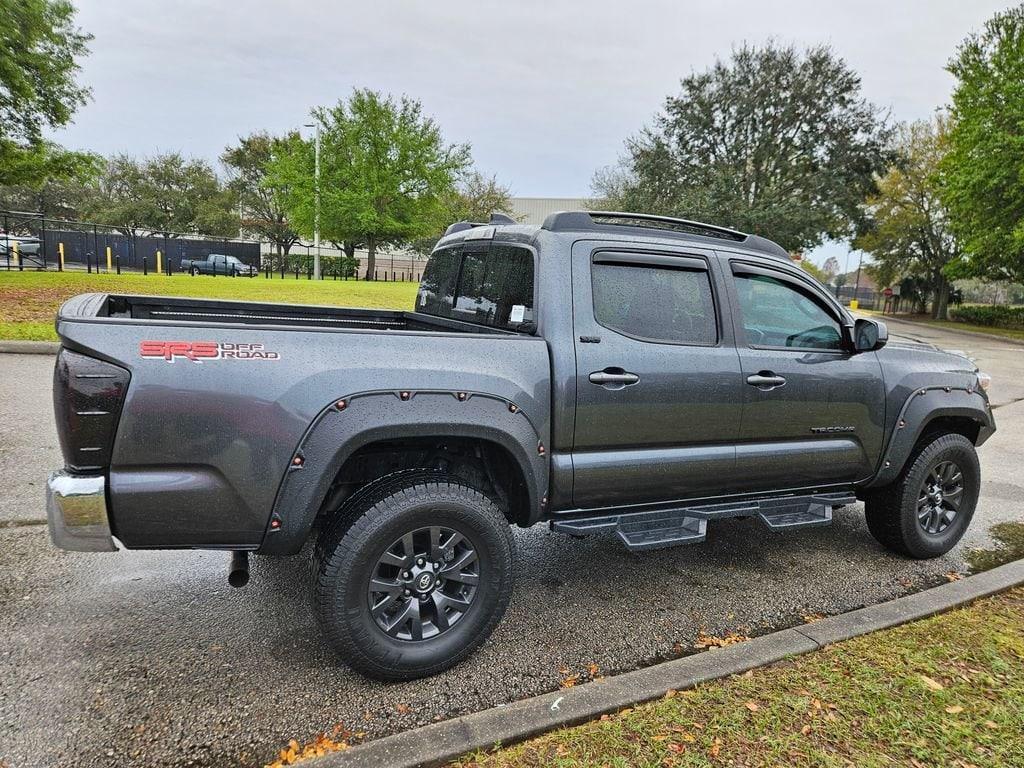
[0, 271, 419, 340]
[454, 586, 1024, 768]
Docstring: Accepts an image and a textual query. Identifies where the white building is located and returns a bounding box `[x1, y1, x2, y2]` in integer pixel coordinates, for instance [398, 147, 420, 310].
[509, 197, 590, 225]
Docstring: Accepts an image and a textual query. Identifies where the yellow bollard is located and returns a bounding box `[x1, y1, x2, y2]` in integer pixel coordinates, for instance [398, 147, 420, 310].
[156, 250, 162, 275]
[11, 240, 18, 266]
[58, 242, 65, 271]
[106, 246, 112, 272]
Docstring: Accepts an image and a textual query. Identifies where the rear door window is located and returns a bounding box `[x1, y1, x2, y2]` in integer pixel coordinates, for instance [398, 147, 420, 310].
[591, 256, 717, 345]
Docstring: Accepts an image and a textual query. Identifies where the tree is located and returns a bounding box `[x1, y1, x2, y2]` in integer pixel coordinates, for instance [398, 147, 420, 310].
[821, 256, 841, 283]
[81, 153, 239, 236]
[0, 145, 99, 217]
[0, 0, 94, 186]
[221, 132, 300, 256]
[941, 5, 1024, 284]
[592, 43, 892, 253]
[409, 170, 515, 256]
[856, 119, 961, 319]
[269, 89, 470, 279]
[799, 259, 830, 283]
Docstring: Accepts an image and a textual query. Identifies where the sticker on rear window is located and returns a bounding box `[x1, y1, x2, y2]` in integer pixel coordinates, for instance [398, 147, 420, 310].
[510, 304, 526, 323]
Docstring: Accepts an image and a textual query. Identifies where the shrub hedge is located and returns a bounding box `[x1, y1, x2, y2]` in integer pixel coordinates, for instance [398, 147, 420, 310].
[951, 304, 1024, 329]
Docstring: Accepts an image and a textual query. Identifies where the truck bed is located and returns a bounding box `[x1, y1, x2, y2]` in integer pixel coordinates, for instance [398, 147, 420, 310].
[53, 291, 551, 550]
[61, 293, 518, 335]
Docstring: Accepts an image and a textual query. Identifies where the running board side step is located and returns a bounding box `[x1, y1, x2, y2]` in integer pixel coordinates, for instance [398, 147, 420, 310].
[551, 492, 857, 552]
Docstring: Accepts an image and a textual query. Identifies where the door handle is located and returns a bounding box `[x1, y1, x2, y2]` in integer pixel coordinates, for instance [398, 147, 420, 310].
[746, 372, 786, 390]
[589, 368, 640, 388]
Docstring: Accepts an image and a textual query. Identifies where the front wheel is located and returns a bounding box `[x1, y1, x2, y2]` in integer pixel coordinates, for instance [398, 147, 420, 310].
[314, 472, 515, 680]
[864, 433, 980, 558]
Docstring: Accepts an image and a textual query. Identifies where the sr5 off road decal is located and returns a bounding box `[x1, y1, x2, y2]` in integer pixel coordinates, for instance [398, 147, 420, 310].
[139, 341, 280, 362]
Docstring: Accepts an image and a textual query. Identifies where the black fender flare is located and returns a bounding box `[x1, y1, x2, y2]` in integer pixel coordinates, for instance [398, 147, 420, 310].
[259, 389, 549, 554]
[866, 385, 995, 488]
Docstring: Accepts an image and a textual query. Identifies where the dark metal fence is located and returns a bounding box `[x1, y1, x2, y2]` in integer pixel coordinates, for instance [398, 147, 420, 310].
[1, 210, 425, 281]
[1, 210, 259, 274]
[834, 285, 880, 310]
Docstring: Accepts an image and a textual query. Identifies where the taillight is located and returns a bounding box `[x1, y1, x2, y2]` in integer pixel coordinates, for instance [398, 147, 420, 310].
[53, 349, 130, 473]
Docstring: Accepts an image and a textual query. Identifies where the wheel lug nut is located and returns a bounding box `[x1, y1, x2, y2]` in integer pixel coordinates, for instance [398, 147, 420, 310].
[402, 571, 410, 579]
[417, 558, 425, 566]
[403, 589, 410, 596]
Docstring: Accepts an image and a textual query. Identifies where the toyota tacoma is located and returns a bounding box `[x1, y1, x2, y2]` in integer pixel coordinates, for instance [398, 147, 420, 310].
[47, 211, 995, 680]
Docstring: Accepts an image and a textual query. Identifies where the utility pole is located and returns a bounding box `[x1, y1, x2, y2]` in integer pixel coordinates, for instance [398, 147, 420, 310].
[304, 122, 322, 279]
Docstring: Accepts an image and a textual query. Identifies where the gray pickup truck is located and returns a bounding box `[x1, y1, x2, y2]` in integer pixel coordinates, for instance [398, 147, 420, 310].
[180, 252, 258, 277]
[47, 211, 994, 680]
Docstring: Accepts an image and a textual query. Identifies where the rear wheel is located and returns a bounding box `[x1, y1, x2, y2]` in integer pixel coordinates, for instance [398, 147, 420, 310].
[314, 472, 514, 680]
[864, 433, 980, 558]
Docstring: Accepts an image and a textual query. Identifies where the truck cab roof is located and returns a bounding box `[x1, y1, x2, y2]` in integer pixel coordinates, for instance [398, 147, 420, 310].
[437, 210, 792, 263]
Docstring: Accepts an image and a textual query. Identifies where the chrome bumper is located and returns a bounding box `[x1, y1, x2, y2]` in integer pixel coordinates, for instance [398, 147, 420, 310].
[46, 471, 117, 552]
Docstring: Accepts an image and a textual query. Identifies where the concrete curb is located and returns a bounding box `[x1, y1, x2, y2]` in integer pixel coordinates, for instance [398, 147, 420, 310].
[0, 340, 59, 355]
[878, 315, 1024, 348]
[318, 558, 1024, 768]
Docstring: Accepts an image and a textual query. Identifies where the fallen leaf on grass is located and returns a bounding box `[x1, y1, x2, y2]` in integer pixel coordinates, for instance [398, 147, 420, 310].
[709, 737, 722, 758]
[984, 720, 999, 729]
[800, 724, 812, 736]
[945, 705, 964, 714]
[744, 701, 760, 712]
[920, 675, 945, 691]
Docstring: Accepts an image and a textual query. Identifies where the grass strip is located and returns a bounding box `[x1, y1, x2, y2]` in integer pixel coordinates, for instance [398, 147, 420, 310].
[454, 587, 1024, 768]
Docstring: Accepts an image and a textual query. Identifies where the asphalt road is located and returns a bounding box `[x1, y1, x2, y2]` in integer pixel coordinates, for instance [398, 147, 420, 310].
[2, 320, 1023, 768]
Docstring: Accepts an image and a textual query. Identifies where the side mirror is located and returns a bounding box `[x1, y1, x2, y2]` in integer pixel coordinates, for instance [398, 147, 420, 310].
[854, 318, 888, 352]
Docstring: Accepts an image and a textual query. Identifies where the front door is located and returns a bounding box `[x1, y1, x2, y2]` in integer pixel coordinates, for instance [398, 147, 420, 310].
[570, 242, 744, 509]
[724, 259, 886, 492]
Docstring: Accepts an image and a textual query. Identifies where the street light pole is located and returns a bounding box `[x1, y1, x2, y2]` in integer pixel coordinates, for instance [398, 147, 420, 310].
[305, 121, 322, 280]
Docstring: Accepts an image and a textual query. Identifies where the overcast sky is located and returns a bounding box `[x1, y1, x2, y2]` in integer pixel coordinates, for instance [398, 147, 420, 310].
[55, 0, 1012, 265]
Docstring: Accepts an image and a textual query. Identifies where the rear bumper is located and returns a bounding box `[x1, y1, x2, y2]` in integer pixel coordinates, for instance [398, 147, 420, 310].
[46, 471, 117, 552]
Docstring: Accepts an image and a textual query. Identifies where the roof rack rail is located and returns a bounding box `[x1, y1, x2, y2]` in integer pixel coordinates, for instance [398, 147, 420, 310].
[443, 212, 518, 237]
[541, 210, 789, 259]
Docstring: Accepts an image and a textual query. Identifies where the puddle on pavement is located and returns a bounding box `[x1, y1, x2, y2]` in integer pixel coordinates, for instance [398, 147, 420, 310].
[966, 521, 1024, 573]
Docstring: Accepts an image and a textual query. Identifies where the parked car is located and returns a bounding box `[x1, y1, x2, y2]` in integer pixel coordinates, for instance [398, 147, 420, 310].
[46, 211, 994, 680]
[180, 253, 257, 277]
[0, 233, 42, 258]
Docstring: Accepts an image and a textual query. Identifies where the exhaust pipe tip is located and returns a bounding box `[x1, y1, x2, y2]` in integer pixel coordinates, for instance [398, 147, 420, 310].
[228, 551, 250, 588]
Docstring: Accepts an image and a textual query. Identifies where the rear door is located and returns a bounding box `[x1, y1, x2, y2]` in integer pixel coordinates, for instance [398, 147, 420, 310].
[724, 259, 886, 491]
[570, 242, 744, 508]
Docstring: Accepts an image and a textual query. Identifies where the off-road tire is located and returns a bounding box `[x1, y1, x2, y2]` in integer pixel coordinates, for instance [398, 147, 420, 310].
[314, 471, 514, 681]
[864, 433, 980, 558]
